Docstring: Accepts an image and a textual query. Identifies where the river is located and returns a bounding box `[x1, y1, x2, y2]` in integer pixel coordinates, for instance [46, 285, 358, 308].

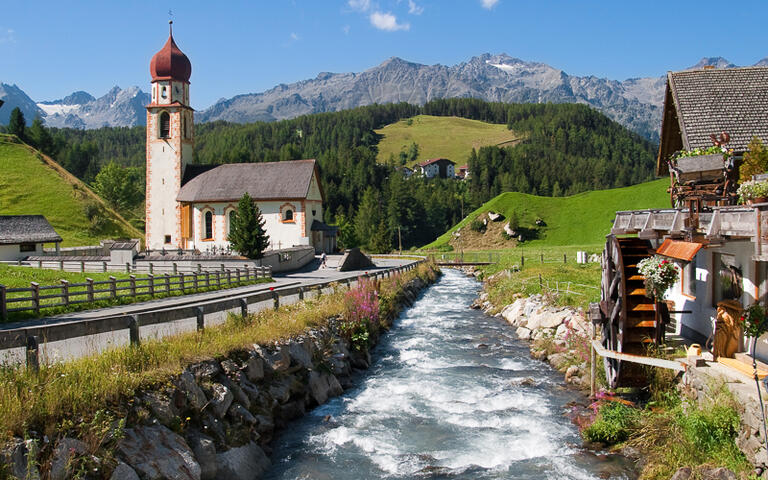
[265, 269, 636, 479]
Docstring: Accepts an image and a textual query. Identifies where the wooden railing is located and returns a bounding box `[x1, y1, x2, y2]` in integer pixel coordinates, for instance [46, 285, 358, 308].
[0, 266, 272, 321]
[0, 261, 423, 370]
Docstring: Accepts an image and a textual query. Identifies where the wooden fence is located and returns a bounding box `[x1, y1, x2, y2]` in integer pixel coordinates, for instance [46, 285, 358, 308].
[0, 259, 267, 275]
[0, 261, 422, 370]
[0, 266, 272, 321]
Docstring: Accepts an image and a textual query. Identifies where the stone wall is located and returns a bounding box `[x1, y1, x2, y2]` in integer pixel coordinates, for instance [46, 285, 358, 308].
[0, 273, 434, 480]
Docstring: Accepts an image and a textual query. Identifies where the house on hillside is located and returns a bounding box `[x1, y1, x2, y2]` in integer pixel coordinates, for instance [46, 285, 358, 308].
[143, 24, 336, 254]
[0, 215, 62, 261]
[600, 65, 768, 362]
[418, 158, 455, 179]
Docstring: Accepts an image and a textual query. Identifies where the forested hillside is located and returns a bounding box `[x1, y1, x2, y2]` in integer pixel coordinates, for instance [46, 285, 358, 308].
[15, 99, 657, 250]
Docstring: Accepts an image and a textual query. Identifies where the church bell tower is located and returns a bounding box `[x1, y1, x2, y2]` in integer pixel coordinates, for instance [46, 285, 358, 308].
[145, 21, 194, 250]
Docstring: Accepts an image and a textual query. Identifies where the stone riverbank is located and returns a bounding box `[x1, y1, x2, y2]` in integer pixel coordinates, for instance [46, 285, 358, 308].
[0, 272, 436, 480]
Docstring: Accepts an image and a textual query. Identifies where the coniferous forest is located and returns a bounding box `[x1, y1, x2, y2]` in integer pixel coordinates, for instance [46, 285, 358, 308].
[9, 99, 658, 250]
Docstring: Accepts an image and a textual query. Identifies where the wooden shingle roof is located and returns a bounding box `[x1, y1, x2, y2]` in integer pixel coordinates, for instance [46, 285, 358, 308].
[0, 215, 62, 245]
[658, 66, 768, 175]
[177, 159, 320, 203]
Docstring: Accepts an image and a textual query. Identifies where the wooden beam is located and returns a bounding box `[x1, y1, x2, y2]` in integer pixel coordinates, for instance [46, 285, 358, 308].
[592, 339, 686, 372]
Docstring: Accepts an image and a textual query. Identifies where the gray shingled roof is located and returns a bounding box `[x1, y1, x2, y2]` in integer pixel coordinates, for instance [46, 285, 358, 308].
[0, 215, 62, 245]
[669, 66, 768, 152]
[176, 160, 315, 202]
[177, 159, 319, 203]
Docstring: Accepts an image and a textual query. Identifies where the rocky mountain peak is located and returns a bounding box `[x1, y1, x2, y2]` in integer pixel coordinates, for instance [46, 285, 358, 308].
[688, 57, 736, 70]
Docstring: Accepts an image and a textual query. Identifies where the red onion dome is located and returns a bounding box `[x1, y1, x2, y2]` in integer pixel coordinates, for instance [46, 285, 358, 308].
[149, 22, 191, 82]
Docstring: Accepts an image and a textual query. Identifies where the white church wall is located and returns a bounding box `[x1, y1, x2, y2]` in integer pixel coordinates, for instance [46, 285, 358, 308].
[190, 201, 310, 253]
[146, 139, 182, 250]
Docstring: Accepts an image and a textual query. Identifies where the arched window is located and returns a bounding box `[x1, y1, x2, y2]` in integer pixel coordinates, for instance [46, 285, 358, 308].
[204, 211, 213, 240]
[159, 112, 170, 139]
[283, 209, 293, 221]
[228, 210, 237, 235]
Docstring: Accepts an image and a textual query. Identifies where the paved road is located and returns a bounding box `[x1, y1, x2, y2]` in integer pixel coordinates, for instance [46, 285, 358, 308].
[0, 255, 416, 364]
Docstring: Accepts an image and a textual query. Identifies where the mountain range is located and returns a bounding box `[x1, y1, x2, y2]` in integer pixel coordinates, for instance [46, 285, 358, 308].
[1, 54, 766, 141]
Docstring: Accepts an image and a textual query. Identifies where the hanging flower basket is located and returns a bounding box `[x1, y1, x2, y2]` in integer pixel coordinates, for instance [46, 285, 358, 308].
[637, 255, 679, 301]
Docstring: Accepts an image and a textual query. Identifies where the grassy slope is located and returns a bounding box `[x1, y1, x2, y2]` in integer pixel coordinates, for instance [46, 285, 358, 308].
[423, 178, 670, 250]
[0, 136, 142, 246]
[374, 115, 520, 167]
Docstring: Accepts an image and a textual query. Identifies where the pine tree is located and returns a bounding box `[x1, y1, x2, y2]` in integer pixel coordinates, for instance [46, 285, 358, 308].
[7, 107, 26, 140]
[228, 192, 270, 259]
[28, 117, 54, 154]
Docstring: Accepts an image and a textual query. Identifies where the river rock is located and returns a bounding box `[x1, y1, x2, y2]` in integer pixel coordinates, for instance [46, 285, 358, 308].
[209, 383, 233, 419]
[278, 399, 306, 421]
[142, 391, 179, 426]
[187, 433, 217, 480]
[548, 353, 569, 370]
[50, 437, 88, 480]
[177, 371, 208, 411]
[109, 462, 140, 480]
[190, 360, 222, 382]
[118, 425, 201, 480]
[565, 365, 580, 382]
[215, 442, 270, 480]
[265, 346, 291, 372]
[488, 212, 503, 222]
[527, 308, 569, 330]
[555, 322, 570, 340]
[245, 355, 265, 382]
[269, 378, 292, 404]
[288, 338, 314, 369]
[699, 467, 738, 480]
[220, 359, 240, 376]
[669, 467, 692, 480]
[308, 370, 331, 405]
[516, 327, 531, 340]
[501, 299, 527, 326]
[504, 222, 516, 237]
[228, 403, 257, 426]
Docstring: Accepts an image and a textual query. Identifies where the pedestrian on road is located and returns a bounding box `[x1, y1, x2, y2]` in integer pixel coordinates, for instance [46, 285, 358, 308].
[321, 252, 327, 268]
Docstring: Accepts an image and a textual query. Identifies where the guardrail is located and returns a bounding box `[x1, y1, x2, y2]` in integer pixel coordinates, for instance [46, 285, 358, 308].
[426, 252, 501, 264]
[0, 266, 272, 321]
[3, 261, 423, 370]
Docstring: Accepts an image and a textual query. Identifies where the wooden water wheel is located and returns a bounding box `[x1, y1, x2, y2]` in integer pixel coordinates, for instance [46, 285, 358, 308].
[599, 235, 662, 388]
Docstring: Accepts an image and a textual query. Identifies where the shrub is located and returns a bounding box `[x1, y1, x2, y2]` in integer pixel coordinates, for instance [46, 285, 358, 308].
[583, 401, 640, 444]
[469, 218, 486, 233]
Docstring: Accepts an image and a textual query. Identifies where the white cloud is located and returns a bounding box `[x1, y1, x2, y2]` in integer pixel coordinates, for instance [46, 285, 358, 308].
[408, 0, 424, 15]
[342, 24, 351, 34]
[370, 11, 410, 31]
[0, 28, 15, 44]
[480, 0, 499, 9]
[348, 0, 371, 12]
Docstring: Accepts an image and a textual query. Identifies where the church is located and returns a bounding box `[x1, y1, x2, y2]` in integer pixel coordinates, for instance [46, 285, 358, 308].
[145, 23, 335, 254]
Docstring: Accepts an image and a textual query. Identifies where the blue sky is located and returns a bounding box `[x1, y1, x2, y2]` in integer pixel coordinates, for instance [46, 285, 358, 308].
[1, 0, 766, 110]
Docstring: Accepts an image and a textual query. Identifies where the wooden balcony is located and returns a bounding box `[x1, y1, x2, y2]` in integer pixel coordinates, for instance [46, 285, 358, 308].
[611, 203, 768, 260]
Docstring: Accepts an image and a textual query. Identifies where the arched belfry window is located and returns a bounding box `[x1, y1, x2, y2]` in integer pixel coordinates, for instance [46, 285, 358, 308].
[284, 209, 293, 221]
[204, 211, 213, 240]
[159, 112, 170, 139]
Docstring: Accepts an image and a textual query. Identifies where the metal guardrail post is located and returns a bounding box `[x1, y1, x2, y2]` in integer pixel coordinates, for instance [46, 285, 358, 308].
[149, 263, 154, 274]
[196, 307, 204, 331]
[0, 285, 6, 322]
[129, 315, 140, 346]
[272, 291, 279, 311]
[173, 263, 178, 275]
[38, 260, 42, 269]
[125, 262, 130, 273]
[298, 286, 304, 300]
[102, 261, 107, 273]
[59, 260, 64, 271]
[80, 261, 85, 273]
[240, 298, 248, 317]
[26, 336, 39, 372]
